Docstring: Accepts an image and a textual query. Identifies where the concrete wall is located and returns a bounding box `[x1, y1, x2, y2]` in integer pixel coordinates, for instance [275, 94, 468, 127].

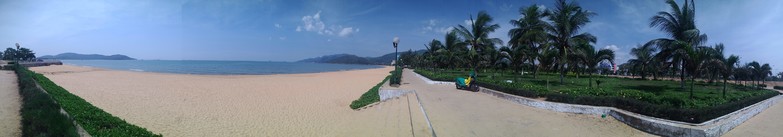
[413, 71, 782, 137]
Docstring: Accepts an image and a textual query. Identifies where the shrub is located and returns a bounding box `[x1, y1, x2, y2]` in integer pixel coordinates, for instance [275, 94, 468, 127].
[350, 75, 391, 109]
[389, 68, 402, 85]
[28, 69, 161, 136]
[545, 90, 778, 123]
[774, 86, 783, 90]
[14, 65, 79, 137]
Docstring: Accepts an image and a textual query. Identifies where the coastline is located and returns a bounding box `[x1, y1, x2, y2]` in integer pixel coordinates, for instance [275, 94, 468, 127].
[58, 60, 385, 75]
[30, 64, 396, 136]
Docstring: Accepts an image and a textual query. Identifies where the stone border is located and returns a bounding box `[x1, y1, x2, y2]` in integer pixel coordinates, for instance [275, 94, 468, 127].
[413, 71, 783, 137]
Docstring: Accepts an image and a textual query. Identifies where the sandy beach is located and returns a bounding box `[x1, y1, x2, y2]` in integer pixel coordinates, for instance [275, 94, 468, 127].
[32, 65, 401, 136]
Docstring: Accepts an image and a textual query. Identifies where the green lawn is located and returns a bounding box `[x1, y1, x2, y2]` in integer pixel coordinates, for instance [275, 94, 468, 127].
[415, 69, 779, 123]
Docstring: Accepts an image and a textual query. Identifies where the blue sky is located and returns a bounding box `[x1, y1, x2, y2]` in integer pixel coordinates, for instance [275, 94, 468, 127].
[0, 0, 781, 72]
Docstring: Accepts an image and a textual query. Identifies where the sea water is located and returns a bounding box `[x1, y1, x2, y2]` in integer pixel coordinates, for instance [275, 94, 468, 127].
[62, 60, 383, 75]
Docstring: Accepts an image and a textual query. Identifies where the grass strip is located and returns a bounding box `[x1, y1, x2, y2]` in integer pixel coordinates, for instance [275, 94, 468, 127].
[350, 75, 391, 109]
[13, 65, 80, 137]
[25, 68, 161, 136]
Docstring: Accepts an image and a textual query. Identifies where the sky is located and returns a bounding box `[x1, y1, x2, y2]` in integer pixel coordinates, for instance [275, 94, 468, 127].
[0, 0, 781, 72]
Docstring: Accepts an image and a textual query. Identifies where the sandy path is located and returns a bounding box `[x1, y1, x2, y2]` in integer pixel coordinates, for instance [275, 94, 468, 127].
[398, 69, 653, 137]
[32, 65, 438, 136]
[0, 70, 21, 137]
[723, 89, 783, 137]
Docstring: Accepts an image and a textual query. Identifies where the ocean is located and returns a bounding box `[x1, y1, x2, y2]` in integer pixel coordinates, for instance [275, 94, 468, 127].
[62, 60, 383, 75]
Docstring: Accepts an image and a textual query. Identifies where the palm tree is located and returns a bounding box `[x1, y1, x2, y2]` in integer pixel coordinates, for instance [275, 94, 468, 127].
[423, 39, 445, 68]
[547, 0, 597, 84]
[443, 30, 467, 69]
[647, 0, 707, 89]
[629, 44, 656, 80]
[760, 63, 772, 85]
[574, 42, 614, 87]
[455, 10, 503, 75]
[509, 4, 550, 78]
[707, 43, 740, 97]
[721, 59, 739, 96]
[684, 46, 720, 98]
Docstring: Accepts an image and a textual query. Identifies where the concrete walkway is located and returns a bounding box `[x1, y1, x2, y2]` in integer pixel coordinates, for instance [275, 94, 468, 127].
[724, 89, 783, 137]
[0, 69, 21, 137]
[388, 69, 652, 137]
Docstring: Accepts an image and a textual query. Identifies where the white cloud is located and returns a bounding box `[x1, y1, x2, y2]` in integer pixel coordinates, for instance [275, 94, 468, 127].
[338, 27, 358, 37]
[274, 23, 282, 28]
[603, 45, 620, 51]
[604, 45, 631, 64]
[421, 19, 454, 34]
[464, 20, 474, 26]
[296, 11, 358, 37]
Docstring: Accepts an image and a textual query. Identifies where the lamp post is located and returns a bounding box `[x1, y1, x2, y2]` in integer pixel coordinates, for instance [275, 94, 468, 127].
[393, 37, 399, 67]
[15, 43, 20, 63]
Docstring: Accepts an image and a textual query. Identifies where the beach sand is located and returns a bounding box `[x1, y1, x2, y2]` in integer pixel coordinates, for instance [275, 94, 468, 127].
[31, 64, 656, 136]
[32, 65, 408, 136]
[0, 70, 21, 137]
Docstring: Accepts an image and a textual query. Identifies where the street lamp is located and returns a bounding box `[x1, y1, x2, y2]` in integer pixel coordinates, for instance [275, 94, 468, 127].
[393, 37, 399, 67]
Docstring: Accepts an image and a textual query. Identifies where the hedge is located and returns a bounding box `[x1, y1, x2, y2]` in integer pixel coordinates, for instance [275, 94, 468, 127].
[415, 69, 780, 123]
[27, 68, 161, 136]
[13, 65, 80, 137]
[774, 86, 783, 90]
[350, 75, 391, 109]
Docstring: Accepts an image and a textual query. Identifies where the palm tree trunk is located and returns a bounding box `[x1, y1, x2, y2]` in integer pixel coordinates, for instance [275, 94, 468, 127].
[723, 78, 727, 98]
[560, 65, 565, 84]
[532, 58, 539, 79]
[589, 73, 593, 88]
[681, 60, 686, 89]
[690, 77, 695, 99]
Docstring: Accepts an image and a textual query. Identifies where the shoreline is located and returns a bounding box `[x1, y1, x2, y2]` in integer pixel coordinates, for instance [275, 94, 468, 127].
[58, 60, 386, 76]
[44, 63, 390, 77]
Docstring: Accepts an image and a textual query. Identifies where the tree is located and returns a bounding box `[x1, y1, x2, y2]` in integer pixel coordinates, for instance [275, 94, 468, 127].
[509, 4, 550, 78]
[629, 44, 655, 80]
[684, 46, 721, 99]
[647, 0, 708, 89]
[547, 0, 597, 84]
[443, 30, 467, 68]
[707, 43, 740, 97]
[2, 48, 16, 60]
[574, 42, 614, 87]
[423, 39, 445, 68]
[760, 63, 772, 85]
[454, 10, 503, 75]
[18, 47, 35, 61]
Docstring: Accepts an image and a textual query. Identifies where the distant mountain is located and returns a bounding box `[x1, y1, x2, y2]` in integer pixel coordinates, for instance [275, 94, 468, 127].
[298, 50, 425, 65]
[39, 53, 136, 60]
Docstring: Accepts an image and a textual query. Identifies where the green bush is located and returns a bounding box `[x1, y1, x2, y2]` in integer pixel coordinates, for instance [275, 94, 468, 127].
[774, 86, 783, 90]
[27, 69, 161, 136]
[389, 67, 402, 85]
[14, 65, 80, 137]
[350, 75, 391, 109]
